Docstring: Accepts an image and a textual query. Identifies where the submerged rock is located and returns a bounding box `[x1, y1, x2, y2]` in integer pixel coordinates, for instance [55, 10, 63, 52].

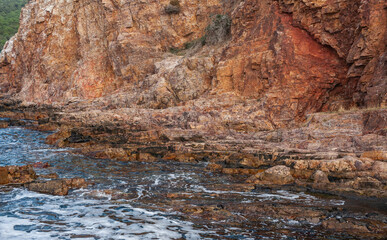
[26, 180, 70, 196]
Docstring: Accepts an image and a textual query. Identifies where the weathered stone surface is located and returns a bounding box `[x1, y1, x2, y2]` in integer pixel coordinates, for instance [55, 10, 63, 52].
[0, 162, 87, 195]
[39, 173, 59, 179]
[312, 170, 329, 184]
[322, 219, 370, 233]
[372, 161, 387, 180]
[277, 0, 387, 109]
[252, 165, 295, 185]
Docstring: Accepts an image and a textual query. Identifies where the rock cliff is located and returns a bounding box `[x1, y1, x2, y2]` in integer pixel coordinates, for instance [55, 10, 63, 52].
[0, 0, 385, 123]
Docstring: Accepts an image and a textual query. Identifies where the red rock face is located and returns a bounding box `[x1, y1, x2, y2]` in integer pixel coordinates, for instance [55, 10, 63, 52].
[276, 0, 386, 109]
[0, 0, 385, 125]
[217, 1, 349, 124]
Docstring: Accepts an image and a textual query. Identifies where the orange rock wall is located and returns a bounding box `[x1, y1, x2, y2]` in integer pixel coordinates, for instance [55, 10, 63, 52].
[0, 0, 223, 103]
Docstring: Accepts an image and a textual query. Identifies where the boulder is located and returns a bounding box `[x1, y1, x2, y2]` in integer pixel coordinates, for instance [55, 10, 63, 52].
[312, 170, 330, 184]
[0, 165, 37, 185]
[253, 165, 295, 185]
[372, 161, 387, 180]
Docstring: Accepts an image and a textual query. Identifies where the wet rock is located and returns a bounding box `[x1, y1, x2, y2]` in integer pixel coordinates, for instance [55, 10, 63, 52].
[206, 163, 223, 173]
[65, 130, 92, 144]
[137, 152, 158, 162]
[0, 165, 37, 185]
[0, 167, 9, 184]
[27, 180, 70, 196]
[26, 178, 87, 196]
[0, 121, 9, 128]
[163, 152, 200, 163]
[64, 178, 88, 189]
[222, 168, 261, 175]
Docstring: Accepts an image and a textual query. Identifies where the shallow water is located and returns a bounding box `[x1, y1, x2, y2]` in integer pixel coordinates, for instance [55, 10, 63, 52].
[0, 127, 386, 239]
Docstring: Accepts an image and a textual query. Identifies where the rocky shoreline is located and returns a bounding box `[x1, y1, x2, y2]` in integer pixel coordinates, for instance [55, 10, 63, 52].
[0, 0, 386, 237]
[1, 98, 385, 200]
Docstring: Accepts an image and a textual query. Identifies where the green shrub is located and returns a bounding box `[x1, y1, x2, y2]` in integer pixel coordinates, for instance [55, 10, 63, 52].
[168, 14, 231, 55]
[202, 14, 231, 45]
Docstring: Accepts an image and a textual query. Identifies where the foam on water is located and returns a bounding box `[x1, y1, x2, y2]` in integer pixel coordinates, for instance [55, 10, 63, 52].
[0, 189, 204, 239]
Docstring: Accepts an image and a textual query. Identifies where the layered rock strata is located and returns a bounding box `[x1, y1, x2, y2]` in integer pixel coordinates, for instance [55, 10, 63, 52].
[0, 100, 385, 198]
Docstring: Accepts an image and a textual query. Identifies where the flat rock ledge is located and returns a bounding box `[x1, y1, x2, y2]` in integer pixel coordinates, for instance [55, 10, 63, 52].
[0, 165, 87, 196]
[0, 101, 385, 199]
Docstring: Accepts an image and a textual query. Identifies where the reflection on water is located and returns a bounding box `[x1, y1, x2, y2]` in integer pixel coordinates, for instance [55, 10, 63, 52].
[0, 127, 385, 239]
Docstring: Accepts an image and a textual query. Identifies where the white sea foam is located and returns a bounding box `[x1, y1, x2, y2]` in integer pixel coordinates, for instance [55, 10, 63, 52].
[0, 189, 205, 240]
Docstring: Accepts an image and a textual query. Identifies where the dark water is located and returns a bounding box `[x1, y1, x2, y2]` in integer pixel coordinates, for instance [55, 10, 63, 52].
[0, 127, 386, 239]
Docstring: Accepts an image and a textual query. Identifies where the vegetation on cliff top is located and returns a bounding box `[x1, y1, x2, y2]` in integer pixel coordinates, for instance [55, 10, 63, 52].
[0, 0, 27, 51]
